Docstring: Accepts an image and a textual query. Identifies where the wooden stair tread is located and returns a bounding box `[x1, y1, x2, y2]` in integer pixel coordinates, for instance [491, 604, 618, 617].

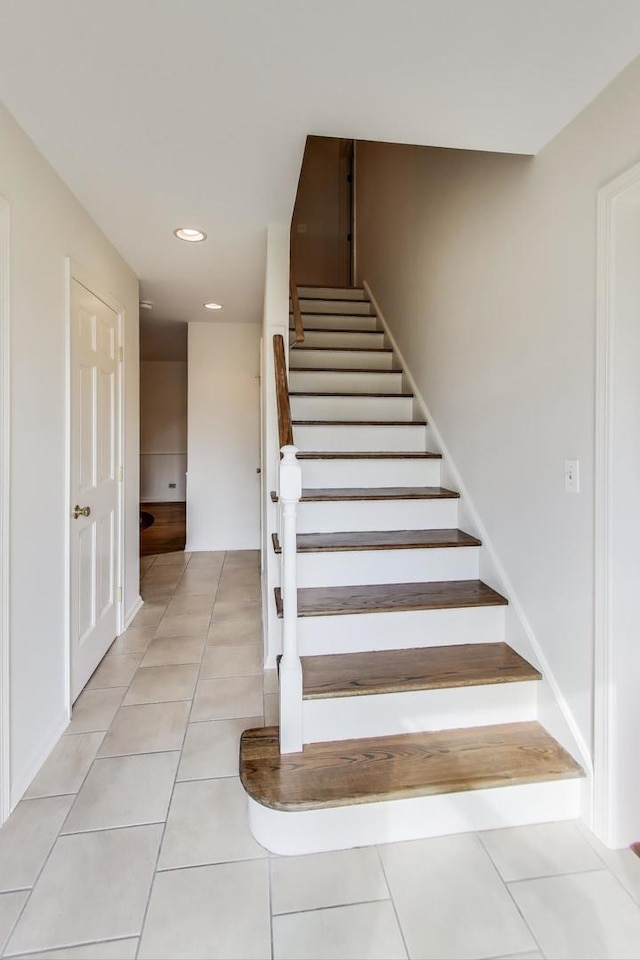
[290, 327, 381, 335]
[274, 579, 508, 618]
[296, 451, 441, 460]
[292, 346, 392, 353]
[272, 528, 480, 554]
[290, 367, 401, 375]
[240, 722, 584, 811]
[290, 392, 413, 398]
[301, 643, 541, 699]
[292, 420, 426, 426]
[270, 486, 460, 503]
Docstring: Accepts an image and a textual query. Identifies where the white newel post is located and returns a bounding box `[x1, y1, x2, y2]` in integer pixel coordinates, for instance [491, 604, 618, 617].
[279, 444, 303, 753]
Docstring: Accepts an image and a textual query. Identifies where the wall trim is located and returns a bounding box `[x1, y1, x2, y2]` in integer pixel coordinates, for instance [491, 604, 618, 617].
[364, 279, 591, 777]
[10, 710, 69, 809]
[124, 595, 144, 630]
[592, 158, 640, 845]
[0, 197, 10, 823]
[65, 260, 126, 712]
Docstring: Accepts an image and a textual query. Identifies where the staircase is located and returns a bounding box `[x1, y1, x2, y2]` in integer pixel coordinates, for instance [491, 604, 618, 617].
[242, 284, 583, 856]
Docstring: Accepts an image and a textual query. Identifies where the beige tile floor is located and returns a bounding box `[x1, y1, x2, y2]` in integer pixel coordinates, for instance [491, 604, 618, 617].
[1, 550, 640, 957]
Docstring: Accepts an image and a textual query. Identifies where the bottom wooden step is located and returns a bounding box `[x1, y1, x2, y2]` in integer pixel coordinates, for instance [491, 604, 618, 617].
[241, 723, 584, 855]
[240, 722, 583, 812]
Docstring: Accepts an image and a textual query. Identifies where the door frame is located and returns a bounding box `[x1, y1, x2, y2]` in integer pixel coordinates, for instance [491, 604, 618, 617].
[0, 197, 10, 825]
[593, 158, 640, 846]
[65, 259, 125, 710]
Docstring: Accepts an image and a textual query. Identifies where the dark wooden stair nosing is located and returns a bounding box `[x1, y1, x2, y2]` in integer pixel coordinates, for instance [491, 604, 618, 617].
[300, 642, 542, 700]
[290, 392, 413, 398]
[291, 345, 392, 354]
[296, 451, 441, 460]
[240, 722, 584, 812]
[269, 486, 460, 503]
[292, 420, 426, 427]
[271, 528, 481, 555]
[274, 579, 508, 619]
[290, 367, 402, 375]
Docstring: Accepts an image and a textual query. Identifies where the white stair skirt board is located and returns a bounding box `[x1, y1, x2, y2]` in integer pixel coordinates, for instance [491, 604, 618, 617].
[294, 329, 385, 349]
[300, 457, 441, 488]
[294, 545, 480, 588]
[289, 370, 405, 395]
[297, 605, 507, 656]
[290, 349, 395, 370]
[302, 680, 538, 743]
[291, 394, 413, 421]
[297, 287, 367, 300]
[298, 299, 373, 315]
[296, 497, 460, 533]
[293, 314, 380, 331]
[293, 423, 427, 453]
[247, 778, 582, 856]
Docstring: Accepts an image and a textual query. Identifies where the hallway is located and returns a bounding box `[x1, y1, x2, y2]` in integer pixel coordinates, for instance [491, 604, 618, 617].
[1, 551, 640, 958]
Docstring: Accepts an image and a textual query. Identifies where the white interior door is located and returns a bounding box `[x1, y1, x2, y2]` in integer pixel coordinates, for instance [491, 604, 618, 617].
[70, 278, 120, 701]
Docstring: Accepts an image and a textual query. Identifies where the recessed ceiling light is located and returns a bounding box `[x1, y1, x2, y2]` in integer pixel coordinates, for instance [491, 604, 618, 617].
[203, 302, 223, 311]
[139, 300, 153, 310]
[173, 227, 207, 242]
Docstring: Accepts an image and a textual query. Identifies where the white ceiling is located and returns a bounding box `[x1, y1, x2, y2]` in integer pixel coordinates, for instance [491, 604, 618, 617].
[1, 0, 640, 327]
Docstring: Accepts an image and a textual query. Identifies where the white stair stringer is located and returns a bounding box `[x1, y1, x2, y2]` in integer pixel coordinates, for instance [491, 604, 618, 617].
[302, 679, 538, 743]
[247, 779, 582, 856]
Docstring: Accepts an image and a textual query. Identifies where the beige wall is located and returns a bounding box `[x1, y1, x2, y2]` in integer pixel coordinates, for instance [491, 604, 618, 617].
[355, 55, 640, 758]
[0, 99, 139, 805]
[140, 361, 187, 502]
[187, 323, 261, 551]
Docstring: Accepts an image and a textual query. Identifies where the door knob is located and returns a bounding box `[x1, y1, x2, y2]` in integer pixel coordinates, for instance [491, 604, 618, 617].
[72, 505, 91, 519]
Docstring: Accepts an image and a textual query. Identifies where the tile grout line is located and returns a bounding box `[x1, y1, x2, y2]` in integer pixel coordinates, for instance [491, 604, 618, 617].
[474, 830, 547, 959]
[133, 548, 219, 960]
[373, 844, 411, 960]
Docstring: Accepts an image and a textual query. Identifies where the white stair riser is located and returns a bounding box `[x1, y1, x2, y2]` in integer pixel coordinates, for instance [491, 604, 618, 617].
[297, 329, 385, 349]
[295, 546, 480, 587]
[296, 605, 506, 655]
[302, 681, 538, 743]
[293, 314, 380, 331]
[290, 349, 395, 370]
[297, 498, 460, 533]
[299, 299, 372, 315]
[301, 458, 441, 488]
[291, 395, 414, 421]
[297, 287, 367, 300]
[289, 370, 404, 395]
[294, 424, 427, 453]
[247, 780, 582, 855]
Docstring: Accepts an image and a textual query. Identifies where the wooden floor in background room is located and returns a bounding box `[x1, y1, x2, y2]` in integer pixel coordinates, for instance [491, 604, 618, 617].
[140, 502, 186, 557]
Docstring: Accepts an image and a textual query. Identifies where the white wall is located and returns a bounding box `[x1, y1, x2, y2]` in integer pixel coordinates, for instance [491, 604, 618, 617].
[355, 55, 640, 764]
[187, 323, 261, 551]
[140, 360, 187, 501]
[0, 100, 139, 807]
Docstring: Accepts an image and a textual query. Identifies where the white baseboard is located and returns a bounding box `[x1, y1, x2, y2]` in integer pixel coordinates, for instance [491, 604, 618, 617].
[10, 708, 70, 810]
[124, 595, 143, 630]
[364, 280, 591, 778]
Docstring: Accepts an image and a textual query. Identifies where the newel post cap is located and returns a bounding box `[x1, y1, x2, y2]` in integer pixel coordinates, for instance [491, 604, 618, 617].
[280, 445, 302, 501]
